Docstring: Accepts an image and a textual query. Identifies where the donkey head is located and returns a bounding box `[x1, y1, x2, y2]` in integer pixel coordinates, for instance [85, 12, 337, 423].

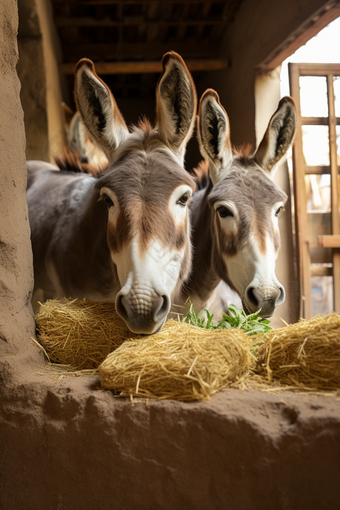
[74, 52, 196, 333]
[197, 89, 296, 317]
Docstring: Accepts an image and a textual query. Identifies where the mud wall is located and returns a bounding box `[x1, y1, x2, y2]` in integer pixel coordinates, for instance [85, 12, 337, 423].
[0, 0, 35, 356]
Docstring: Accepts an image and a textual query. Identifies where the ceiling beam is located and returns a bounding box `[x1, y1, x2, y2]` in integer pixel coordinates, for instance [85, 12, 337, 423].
[53, 0, 227, 4]
[56, 16, 231, 27]
[61, 42, 220, 60]
[60, 59, 229, 74]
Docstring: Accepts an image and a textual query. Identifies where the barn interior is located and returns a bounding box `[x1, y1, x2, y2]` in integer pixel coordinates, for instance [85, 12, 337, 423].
[1, 0, 340, 508]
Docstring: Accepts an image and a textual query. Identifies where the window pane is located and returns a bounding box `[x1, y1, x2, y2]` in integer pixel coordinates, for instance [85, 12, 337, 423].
[305, 174, 331, 212]
[300, 76, 328, 117]
[334, 76, 340, 118]
[302, 125, 329, 166]
[311, 275, 333, 316]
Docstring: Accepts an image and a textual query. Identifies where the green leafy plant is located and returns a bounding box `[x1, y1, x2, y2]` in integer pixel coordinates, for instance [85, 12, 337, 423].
[182, 302, 272, 336]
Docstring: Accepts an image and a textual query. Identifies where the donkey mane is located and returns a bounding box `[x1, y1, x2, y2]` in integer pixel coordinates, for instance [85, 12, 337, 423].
[113, 117, 179, 164]
[192, 143, 259, 191]
[54, 149, 108, 177]
[55, 117, 160, 178]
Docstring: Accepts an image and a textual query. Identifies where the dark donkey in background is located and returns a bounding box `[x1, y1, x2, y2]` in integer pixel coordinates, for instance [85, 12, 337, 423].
[27, 52, 197, 334]
[184, 90, 296, 318]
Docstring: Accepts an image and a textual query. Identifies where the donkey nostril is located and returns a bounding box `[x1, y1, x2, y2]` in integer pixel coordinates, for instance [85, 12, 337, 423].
[276, 286, 285, 305]
[246, 287, 258, 307]
[116, 294, 129, 321]
[153, 295, 170, 322]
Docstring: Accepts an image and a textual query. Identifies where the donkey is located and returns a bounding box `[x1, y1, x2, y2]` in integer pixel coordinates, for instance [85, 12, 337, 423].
[61, 101, 109, 171]
[184, 90, 296, 318]
[27, 52, 197, 334]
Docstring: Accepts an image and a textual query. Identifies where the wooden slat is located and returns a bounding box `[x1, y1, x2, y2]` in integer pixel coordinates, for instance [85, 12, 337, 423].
[301, 117, 330, 126]
[310, 265, 333, 277]
[298, 63, 340, 76]
[55, 16, 230, 27]
[289, 62, 311, 318]
[60, 59, 229, 75]
[318, 235, 340, 248]
[327, 74, 340, 313]
[304, 165, 331, 175]
[61, 42, 219, 59]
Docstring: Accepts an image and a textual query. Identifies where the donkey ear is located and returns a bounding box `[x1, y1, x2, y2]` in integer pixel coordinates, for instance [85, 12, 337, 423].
[74, 58, 129, 162]
[197, 89, 232, 185]
[255, 96, 296, 173]
[156, 52, 197, 162]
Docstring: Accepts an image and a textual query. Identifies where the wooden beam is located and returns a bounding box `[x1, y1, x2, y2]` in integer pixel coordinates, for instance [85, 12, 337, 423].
[310, 264, 333, 277]
[61, 42, 219, 59]
[289, 62, 311, 318]
[259, 3, 340, 70]
[60, 59, 229, 75]
[318, 235, 340, 248]
[55, 16, 231, 27]
[327, 74, 340, 313]
[298, 63, 340, 76]
[53, 0, 227, 4]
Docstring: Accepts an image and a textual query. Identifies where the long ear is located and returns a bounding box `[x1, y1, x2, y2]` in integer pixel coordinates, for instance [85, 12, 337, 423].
[197, 89, 232, 185]
[74, 58, 129, 162]
[255, 96, 296, 173]
[156, 52, 197, 162]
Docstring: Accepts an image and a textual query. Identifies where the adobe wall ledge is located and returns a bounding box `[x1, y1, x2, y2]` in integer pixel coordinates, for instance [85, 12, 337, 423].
[1, 355, 340, 510]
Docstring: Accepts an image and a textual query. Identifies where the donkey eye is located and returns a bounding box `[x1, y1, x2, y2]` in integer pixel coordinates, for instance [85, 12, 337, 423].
[103, 194, 114, 208]
[177, 193, 190, 206]
[216, 206, 234, 218]
[275, 206, 284, 217]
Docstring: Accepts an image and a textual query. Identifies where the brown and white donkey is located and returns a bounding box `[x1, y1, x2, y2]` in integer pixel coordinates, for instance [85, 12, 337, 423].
[184, 90, 296, 318]
[27, 52, 197, 334]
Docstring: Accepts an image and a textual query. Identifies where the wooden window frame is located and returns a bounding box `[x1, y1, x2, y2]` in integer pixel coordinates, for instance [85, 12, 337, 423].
[289, 62, 340, 317]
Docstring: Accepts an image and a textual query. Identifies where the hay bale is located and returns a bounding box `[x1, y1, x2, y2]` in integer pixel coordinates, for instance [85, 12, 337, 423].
[99, 320, 255, 401]
[255, 313, 340, 390]
[36, 298, 135, 369]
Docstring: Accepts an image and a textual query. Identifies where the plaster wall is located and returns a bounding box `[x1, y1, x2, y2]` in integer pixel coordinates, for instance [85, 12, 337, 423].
[254, 68, 299, 326]
[199, 0, 334, 146]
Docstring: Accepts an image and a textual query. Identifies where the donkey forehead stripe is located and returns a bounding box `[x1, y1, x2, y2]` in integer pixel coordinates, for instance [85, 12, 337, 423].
[101, 152, 194, 254]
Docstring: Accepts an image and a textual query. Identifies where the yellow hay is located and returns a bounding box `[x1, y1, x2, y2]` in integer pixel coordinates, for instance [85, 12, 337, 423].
[35, 298, 135, 369]
[99, 320, 255, 401]
[34, 299, 340, 399]
[254, 313, 340, 391]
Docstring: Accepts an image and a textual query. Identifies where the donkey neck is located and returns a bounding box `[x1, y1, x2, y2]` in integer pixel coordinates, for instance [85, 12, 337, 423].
[184, 179, 220, 308]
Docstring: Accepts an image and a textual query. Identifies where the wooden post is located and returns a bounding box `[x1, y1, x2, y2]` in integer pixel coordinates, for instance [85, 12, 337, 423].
[289, 63, 312, 318]
[327, 74, 340, 314]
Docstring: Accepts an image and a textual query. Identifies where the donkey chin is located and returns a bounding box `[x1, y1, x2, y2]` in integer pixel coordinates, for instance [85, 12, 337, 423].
[241, 281, 285, 318]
